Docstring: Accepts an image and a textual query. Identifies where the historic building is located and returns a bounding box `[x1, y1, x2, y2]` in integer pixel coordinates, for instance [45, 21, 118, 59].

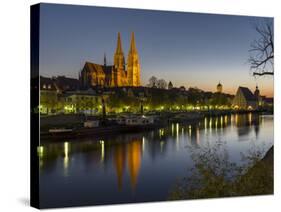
[232, 86, 258, 110]
[217, 81, 223, 93]
[40, 76, 59, 114]
[40, 76, 100, 114]
[80, 32, 141, 88]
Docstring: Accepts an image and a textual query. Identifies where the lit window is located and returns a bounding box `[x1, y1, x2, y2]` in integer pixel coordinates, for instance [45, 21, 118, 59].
[48, 84, 51, 89]
[43, 84, 46, 89]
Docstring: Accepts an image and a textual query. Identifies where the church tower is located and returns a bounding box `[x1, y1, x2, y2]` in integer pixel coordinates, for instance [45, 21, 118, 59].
[217, 81, 222, 93]
[114, 32, 125, 69]
[254, 85, 260, 97]
[127, 32, 141, 87]
[113, 32, 126, 86]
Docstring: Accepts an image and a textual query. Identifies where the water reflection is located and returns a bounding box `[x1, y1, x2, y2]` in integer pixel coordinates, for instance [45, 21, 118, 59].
[63, 142, 70, 176]
[113, 144, 126, 190]
[39, 114, 273, 206]
[127, 140, 142, 190]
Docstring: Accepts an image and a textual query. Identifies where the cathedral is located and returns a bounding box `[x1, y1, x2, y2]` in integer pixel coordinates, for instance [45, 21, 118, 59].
[79, 32, 141, 88]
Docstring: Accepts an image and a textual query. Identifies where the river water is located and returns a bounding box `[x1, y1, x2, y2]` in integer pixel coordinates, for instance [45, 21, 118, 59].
[39, 113, 273, 208]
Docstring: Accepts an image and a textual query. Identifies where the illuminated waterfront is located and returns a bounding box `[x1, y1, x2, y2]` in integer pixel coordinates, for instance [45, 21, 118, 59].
[39, 113, 273, 207]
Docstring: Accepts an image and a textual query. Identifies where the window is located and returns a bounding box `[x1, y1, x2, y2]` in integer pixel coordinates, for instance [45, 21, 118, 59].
[48, 84, 51, 89]
[43, 84, 46, 89]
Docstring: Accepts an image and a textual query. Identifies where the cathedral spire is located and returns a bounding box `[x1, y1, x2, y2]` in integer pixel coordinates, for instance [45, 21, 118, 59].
[114, 32, 125, 70]
[127, 32, 141, 87]
[129, 32, 137, 53]
[115, 32, 123, 54]
[104, 53, 107, 67]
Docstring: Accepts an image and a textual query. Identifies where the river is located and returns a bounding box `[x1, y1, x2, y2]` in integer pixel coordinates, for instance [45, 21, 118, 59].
[39, 113, 273, 208]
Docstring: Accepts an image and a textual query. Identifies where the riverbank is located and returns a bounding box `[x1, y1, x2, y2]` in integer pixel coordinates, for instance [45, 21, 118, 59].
[40, 110, 272, 141]
[40, 122, 165, 141]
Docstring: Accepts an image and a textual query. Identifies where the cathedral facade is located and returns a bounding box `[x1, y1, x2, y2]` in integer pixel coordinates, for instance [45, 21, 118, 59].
[79, 32, 141, 88]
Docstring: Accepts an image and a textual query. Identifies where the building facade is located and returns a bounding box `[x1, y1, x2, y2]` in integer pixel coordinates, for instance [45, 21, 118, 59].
[62, 90, 102, 114]
[232, 86, 258, 110]
[80, 32, 141, 88]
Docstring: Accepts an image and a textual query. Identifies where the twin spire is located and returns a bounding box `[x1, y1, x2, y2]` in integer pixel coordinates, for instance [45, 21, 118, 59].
[115, 32, 137, 55]
[129, 32, 137, 54]
[113, 32, 141, 86]
[115, 32, 124, 54]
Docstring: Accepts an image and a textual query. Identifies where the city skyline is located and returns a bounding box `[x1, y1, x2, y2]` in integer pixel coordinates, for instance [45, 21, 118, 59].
[39, 4, 273, 97]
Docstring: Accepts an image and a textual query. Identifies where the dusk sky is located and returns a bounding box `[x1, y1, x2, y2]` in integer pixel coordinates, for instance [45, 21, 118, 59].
[39, 3, 273, 97]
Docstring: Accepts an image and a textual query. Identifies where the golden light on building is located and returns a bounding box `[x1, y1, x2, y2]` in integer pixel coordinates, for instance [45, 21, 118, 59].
[80, 32, 141, 88]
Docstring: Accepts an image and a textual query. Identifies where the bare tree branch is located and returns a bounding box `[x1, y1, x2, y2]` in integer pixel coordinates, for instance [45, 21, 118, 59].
[253, 71, 274, 76]
[248, 20, 274, 76]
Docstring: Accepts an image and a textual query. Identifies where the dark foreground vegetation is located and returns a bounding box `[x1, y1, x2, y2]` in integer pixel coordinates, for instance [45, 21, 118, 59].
[169, 143, 273, 200]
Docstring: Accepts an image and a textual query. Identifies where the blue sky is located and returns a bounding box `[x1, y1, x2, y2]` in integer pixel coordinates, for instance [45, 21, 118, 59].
[39, 3, 273, 96]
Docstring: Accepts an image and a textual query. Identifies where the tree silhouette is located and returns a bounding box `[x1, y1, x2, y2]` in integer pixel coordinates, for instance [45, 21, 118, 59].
[249, 20, 274, 76]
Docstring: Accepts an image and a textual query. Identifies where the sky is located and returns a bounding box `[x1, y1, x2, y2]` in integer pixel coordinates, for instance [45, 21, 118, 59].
[39, 3, 274, 97]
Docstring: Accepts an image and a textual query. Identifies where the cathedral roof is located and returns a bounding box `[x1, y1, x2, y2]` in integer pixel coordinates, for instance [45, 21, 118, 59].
[84, 62, 104, 74]
[84, 61, 115, 75]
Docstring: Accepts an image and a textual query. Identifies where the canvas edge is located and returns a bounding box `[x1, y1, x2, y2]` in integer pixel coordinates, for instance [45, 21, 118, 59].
[30, 3, 40, 209]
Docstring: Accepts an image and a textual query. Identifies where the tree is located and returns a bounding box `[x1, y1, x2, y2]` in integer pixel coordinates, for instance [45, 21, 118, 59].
[249, 20, 274, 76]
[147, 76, 158, 87]
[157, 79, 168, 89]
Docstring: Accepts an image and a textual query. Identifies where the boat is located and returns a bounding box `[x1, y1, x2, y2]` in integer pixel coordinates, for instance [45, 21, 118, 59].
[49, 128, 73, 133]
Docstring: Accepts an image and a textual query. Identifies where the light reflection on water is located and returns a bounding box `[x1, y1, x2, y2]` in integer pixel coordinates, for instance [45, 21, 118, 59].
[39, 114, 273, 208]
